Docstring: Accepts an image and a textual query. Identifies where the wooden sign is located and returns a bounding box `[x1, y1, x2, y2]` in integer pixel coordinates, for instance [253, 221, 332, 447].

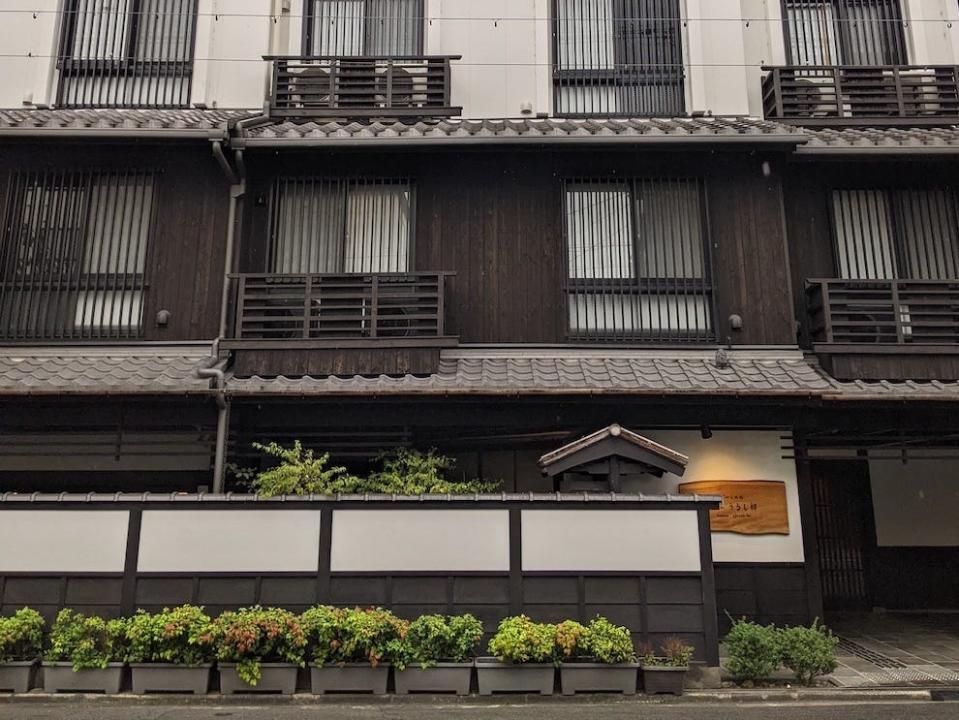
[677, 481, 789, 535]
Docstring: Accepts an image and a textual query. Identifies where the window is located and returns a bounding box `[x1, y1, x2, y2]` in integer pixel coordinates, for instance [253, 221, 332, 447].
[783, 0, 908, 66]
[552, 0, 685, 117]
[269, 178, 413, 274]
[832, 189, 959, 280]
[305, 0, 424, 55]
[0, 170, 157, 340]
[564, 178, 712, 342]
[57, 0, 198, 108]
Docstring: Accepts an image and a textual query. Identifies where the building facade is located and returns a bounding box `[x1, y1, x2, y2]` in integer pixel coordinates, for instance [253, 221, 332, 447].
[2, 0, 959, 657]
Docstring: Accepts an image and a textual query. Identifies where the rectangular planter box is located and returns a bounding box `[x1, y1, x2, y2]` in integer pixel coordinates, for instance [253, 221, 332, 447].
[0, 661, 37, 693]
[130, 664, 212, 694]
[310, 663, 390, 695]
[560, 663, 639, 695]
[475, 658, 554, 696]
[43, 662, 124, 694]
[394, 663, 473, 695]
[642, 666, 687, 696]
[219, 663, 298, 695]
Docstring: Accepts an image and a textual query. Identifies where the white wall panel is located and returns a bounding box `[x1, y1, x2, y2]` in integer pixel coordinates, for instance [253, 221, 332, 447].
[522, 510, 702, 572]
[0, 511, 129, 572]
[330, 510, 510, 571]
[138, 510, 321, 572]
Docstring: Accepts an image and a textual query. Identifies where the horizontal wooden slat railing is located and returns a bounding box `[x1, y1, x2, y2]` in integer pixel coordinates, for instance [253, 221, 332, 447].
[266, 55, 462, 119]
[762, 66, 959, 126]
[230, 272, 452, 342]
[806, 278, 959, 345]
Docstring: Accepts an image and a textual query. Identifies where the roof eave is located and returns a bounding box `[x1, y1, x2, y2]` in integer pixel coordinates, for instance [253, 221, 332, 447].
[796, 146, 959, 157]
[233, 134, 807, 149]
[0, 127, 228, 140]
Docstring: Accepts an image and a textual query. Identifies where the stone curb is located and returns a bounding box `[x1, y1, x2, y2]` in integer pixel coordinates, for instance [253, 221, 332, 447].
[0, 689, 939, 705]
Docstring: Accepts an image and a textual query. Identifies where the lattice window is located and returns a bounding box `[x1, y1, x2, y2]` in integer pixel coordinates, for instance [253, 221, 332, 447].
[563, 178, 713, 342]
[57, 0, 198, 108]
[783, 0, 908, 66]
[0, 169, 158, 339]
[552, 0, 685, 117]
[305, 0, 424, 55]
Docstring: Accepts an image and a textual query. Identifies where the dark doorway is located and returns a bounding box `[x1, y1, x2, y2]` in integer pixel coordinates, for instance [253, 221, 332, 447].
[810, 460, 876, 612]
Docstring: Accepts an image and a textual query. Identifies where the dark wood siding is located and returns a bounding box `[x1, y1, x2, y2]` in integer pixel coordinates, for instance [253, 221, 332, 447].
[241, 149, 795, 347]
[0, 143, 231, 342]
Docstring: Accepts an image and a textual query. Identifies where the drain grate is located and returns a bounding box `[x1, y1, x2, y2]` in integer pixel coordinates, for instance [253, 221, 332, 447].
[837, 637, 906, 669]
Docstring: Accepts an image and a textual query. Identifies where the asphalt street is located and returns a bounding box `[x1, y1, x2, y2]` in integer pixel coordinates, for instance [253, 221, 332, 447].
[0, 701, 956, 720]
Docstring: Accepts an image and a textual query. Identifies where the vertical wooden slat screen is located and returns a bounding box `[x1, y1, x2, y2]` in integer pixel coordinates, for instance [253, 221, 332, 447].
[56, 0, 198, 108]
[0, 169, 157, 340]
[563, 178, 713, 342]
[782, 0, 908, 66]
[552, 0, 685, 117]
[305, 0, 424, 55]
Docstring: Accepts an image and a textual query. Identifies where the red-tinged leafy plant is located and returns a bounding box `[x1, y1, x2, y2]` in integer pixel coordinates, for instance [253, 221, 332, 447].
[301, 606, 408, 668]
[212, 606, 305, 686]
[125, 606, 215, 666]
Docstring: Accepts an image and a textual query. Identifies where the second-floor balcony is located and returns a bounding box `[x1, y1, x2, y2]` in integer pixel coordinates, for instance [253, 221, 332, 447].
[266, 56, 461, 121]
[763, 66, 959, 126]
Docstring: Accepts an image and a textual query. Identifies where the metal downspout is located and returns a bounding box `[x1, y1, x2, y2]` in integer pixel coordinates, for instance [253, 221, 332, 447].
[197, 359, 229, 494]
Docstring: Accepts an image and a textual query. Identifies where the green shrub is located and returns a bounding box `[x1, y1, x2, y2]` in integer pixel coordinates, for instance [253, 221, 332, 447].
[488, 616, 556, 664]
[46, 609, 127, 671]
[779, 619, 838, 686]
[724, 618, 781, 686]
[301, 607, 408, 668]
[247, 441, 360, 497]
[583, 617, 635, 664]
[0, 608, 45, 663]
[247, 444, 501, 496]
[394, 614, 484, 670]
[211, 606, 305, 686]
[125, 606, 215, 666]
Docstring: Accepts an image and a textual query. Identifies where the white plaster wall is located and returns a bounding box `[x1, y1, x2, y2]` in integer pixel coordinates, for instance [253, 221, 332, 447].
[685, 0, 751, 115]
[0, 0, 61, 108]
[869, 459, 959, 547]
[621, 430, 805, 564]
[330, 509, 510, 571]
[0, 511, 129, 572]
[522, 509, 702, 571]
[193, 0, 273, 109]
[902, 0, 958, 65]
[740, 0, 784, 117]
[138, 510, 321, 572]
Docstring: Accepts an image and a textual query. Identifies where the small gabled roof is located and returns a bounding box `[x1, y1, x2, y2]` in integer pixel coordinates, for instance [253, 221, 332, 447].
[538, 424, 689, 479]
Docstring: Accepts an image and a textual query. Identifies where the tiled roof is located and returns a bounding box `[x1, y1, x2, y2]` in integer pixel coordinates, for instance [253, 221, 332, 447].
[0, 344, 218, 396]
[226, 348, 959, 401]
[237, 116, 805, 145]
[0, 108, 259, 136]
[226, 349, 836, 398]
[800, 125, 959, 153]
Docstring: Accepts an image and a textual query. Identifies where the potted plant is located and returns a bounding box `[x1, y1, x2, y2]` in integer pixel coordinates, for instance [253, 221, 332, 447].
[43, 609, 127, 693]
[212, 606, 305, 694]
[557, 617, 638, 695]
[126, 605, 216, 694]
[0, 608, 45, 692]
[393, 614, 484, 695]
[476, 615, 556, 696]
[640, 637, 695, 696]
[305, 606, 408, 695]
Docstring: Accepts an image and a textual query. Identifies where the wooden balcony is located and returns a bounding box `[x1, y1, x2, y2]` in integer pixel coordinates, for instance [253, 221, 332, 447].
[763, 66, 959, 126]
[266, 55, 462, 120]
[223, 272, 457, 378]
[805, 278, 959, 380]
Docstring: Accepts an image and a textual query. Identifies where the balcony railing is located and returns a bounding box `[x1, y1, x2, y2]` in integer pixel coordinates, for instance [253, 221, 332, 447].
[806, 278, 959, 346]
[763, 66, 959, 126]
[266, 55, 461, 119]
[230, 272, 451, 344]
